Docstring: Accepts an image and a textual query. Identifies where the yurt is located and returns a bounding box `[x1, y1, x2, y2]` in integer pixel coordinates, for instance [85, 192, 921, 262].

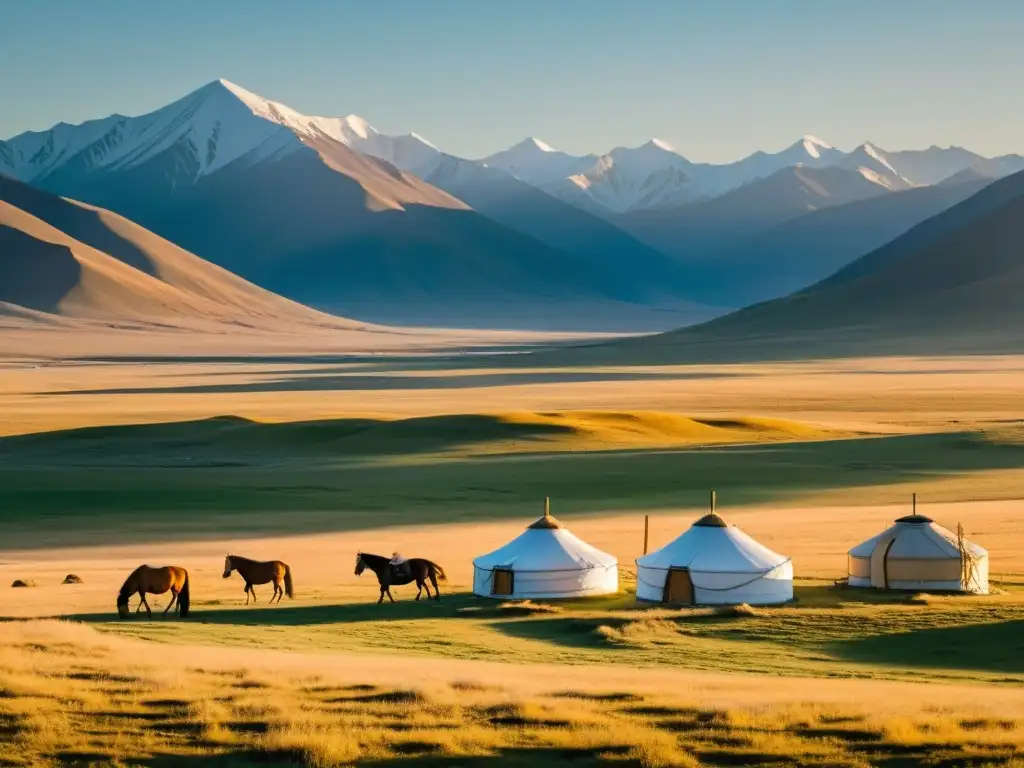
[847, 498, 988, 593]
[635, 493, 793, 605]
[472, 499, 618, 599]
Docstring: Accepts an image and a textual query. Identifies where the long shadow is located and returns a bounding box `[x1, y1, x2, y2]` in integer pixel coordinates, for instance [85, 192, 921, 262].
[832, 618, 1024, 675]
[137, 750, 307, 767]
[41, 369, 733, 396]
[354, 747, 631, 767]
[489, 615, 620, 651]
[67, 593, 487, 627]
[4, 430, 1024, 550]
[136, 746, 629, 767]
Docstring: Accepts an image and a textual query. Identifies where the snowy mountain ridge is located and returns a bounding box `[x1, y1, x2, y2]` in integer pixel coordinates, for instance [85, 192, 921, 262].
[5, 78, 1024, 214]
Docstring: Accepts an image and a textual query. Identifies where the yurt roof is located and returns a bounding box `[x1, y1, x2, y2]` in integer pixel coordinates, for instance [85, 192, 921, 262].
[637, 515, 789, 573]
[474, 500, 616, 573]
[693, 512, 728, 528]
[849, 516, 988, 559]
[528, 513, 563, 530]
[527, 497, 563, 529]
[894, 514, 933, 524]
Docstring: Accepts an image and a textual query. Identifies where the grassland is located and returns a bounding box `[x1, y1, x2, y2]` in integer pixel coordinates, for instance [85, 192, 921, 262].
[4, 620, 1024, 768]
[4, 421, 1024, 548]
[4, 353, 1024, 764]
[64, 583, 1024, 684]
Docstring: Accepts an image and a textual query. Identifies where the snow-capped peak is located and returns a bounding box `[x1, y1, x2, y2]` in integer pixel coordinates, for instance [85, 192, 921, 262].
[216, 78, 268, 110]
[645, 138, 676, 152]
[507, 137, 556, 153]
[799, 134, 833, 158]
[801, 134, 832, 149]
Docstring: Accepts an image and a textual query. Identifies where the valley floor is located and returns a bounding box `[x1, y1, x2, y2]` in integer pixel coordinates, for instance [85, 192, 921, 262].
[3, 350, 1024, 765]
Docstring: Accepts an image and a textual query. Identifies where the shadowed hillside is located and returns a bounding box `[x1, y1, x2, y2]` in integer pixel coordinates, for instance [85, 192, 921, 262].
[0, 175, 366, 332]
[581, 169, 1024, 362]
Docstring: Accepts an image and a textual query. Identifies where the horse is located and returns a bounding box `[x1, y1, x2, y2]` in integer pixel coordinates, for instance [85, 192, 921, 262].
[223, 555, 294, 605]
[117, 565, 190, 619]
[354, 552, 446, 604]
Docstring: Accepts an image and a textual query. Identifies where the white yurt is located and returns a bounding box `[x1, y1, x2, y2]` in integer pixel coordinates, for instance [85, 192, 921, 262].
[472, 499, 618, 599]
[635, 494, 793, 605]
[847, 498, 988, 593]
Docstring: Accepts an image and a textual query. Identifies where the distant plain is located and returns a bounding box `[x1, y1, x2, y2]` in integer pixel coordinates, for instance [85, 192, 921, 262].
[4, 346, 1024, 766]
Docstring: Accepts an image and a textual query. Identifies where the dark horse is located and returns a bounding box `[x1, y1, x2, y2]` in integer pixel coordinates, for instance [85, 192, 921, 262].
[117, 565, 190, 619]
[354, 553, 446, 603]
[223, 555, 294, 605]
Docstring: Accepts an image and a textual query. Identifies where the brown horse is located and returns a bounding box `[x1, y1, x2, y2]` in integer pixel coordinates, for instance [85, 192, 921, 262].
[354, 552, 446, 604]
[117, 565, 190, 619]
[223, 555, 294, 605]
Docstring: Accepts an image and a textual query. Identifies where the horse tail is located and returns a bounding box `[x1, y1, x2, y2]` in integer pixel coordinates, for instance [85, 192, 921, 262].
[178, 570, 191, 618]
[429, 561, 448, 582]
[283, 564, 294, 599]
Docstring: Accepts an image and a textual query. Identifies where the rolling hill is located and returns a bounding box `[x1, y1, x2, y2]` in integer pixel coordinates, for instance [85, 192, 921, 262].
[0, 175, 364, 331]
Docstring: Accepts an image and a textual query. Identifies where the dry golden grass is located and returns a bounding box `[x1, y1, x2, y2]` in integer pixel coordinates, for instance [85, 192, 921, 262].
[5, 352, 1024, 764]
[2, 620, 1023, 767]
[5, 354, 1024, 440]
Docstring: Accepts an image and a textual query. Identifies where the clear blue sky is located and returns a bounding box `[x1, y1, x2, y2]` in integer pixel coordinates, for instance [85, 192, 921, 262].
[2, 0, 1021, 162]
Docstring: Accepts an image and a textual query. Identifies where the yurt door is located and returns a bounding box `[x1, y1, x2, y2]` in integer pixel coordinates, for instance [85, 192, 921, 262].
[663, 567, 694, 605]
[492, 568, 514, 596]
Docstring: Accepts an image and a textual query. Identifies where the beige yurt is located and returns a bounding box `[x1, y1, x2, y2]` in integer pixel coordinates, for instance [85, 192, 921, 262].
[636, 493, 793, 605]
[472, 499, 618, 599]
[847, 499, 988, 594]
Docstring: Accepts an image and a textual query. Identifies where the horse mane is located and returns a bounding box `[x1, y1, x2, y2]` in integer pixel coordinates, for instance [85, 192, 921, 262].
[358, 552, 390, 567]
[228, 554, 258, 567]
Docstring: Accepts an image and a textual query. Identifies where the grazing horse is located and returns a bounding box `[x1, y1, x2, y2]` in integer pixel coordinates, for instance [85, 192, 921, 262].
[354, 552, 446, 604]
[117, 565, 190, 619]
[223, 555, 294, 605]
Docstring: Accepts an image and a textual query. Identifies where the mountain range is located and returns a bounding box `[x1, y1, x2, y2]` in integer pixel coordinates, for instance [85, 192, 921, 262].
[579, 167, 1024, 362]
[1, 80, 708, 330]
[480, 133, 1024, 214]
[4, 78, 1024, 330]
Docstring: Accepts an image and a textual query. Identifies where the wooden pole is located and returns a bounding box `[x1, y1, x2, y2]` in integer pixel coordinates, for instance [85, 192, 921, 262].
[913, 492, 916, 516]
[710, 489, 717, 513]
[545, 496, 551, 519]
[643, 515, 649, 555]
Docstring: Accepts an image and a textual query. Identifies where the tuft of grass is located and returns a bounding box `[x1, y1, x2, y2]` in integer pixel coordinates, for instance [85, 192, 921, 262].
[497, 600, 564, 615]
[713, 602, 760, 617]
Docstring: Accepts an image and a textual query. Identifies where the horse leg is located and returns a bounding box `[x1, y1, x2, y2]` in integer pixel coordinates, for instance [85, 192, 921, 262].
[140, 594, 152, 618]
[163, 590, 178, 616]
[377, 585, 386, 605]
[415, 579, 423, 601]
[430, 571, 441, 601]
[274, 580, 283, 604]
[386, 587, 396, 604]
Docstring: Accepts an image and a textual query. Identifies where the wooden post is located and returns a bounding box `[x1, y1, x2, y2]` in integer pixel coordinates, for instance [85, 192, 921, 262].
[643, 515, 649, 555]
[912, 492, 917, 516]
[710, 489, 717, 513]
[545, 496, 551, 519]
